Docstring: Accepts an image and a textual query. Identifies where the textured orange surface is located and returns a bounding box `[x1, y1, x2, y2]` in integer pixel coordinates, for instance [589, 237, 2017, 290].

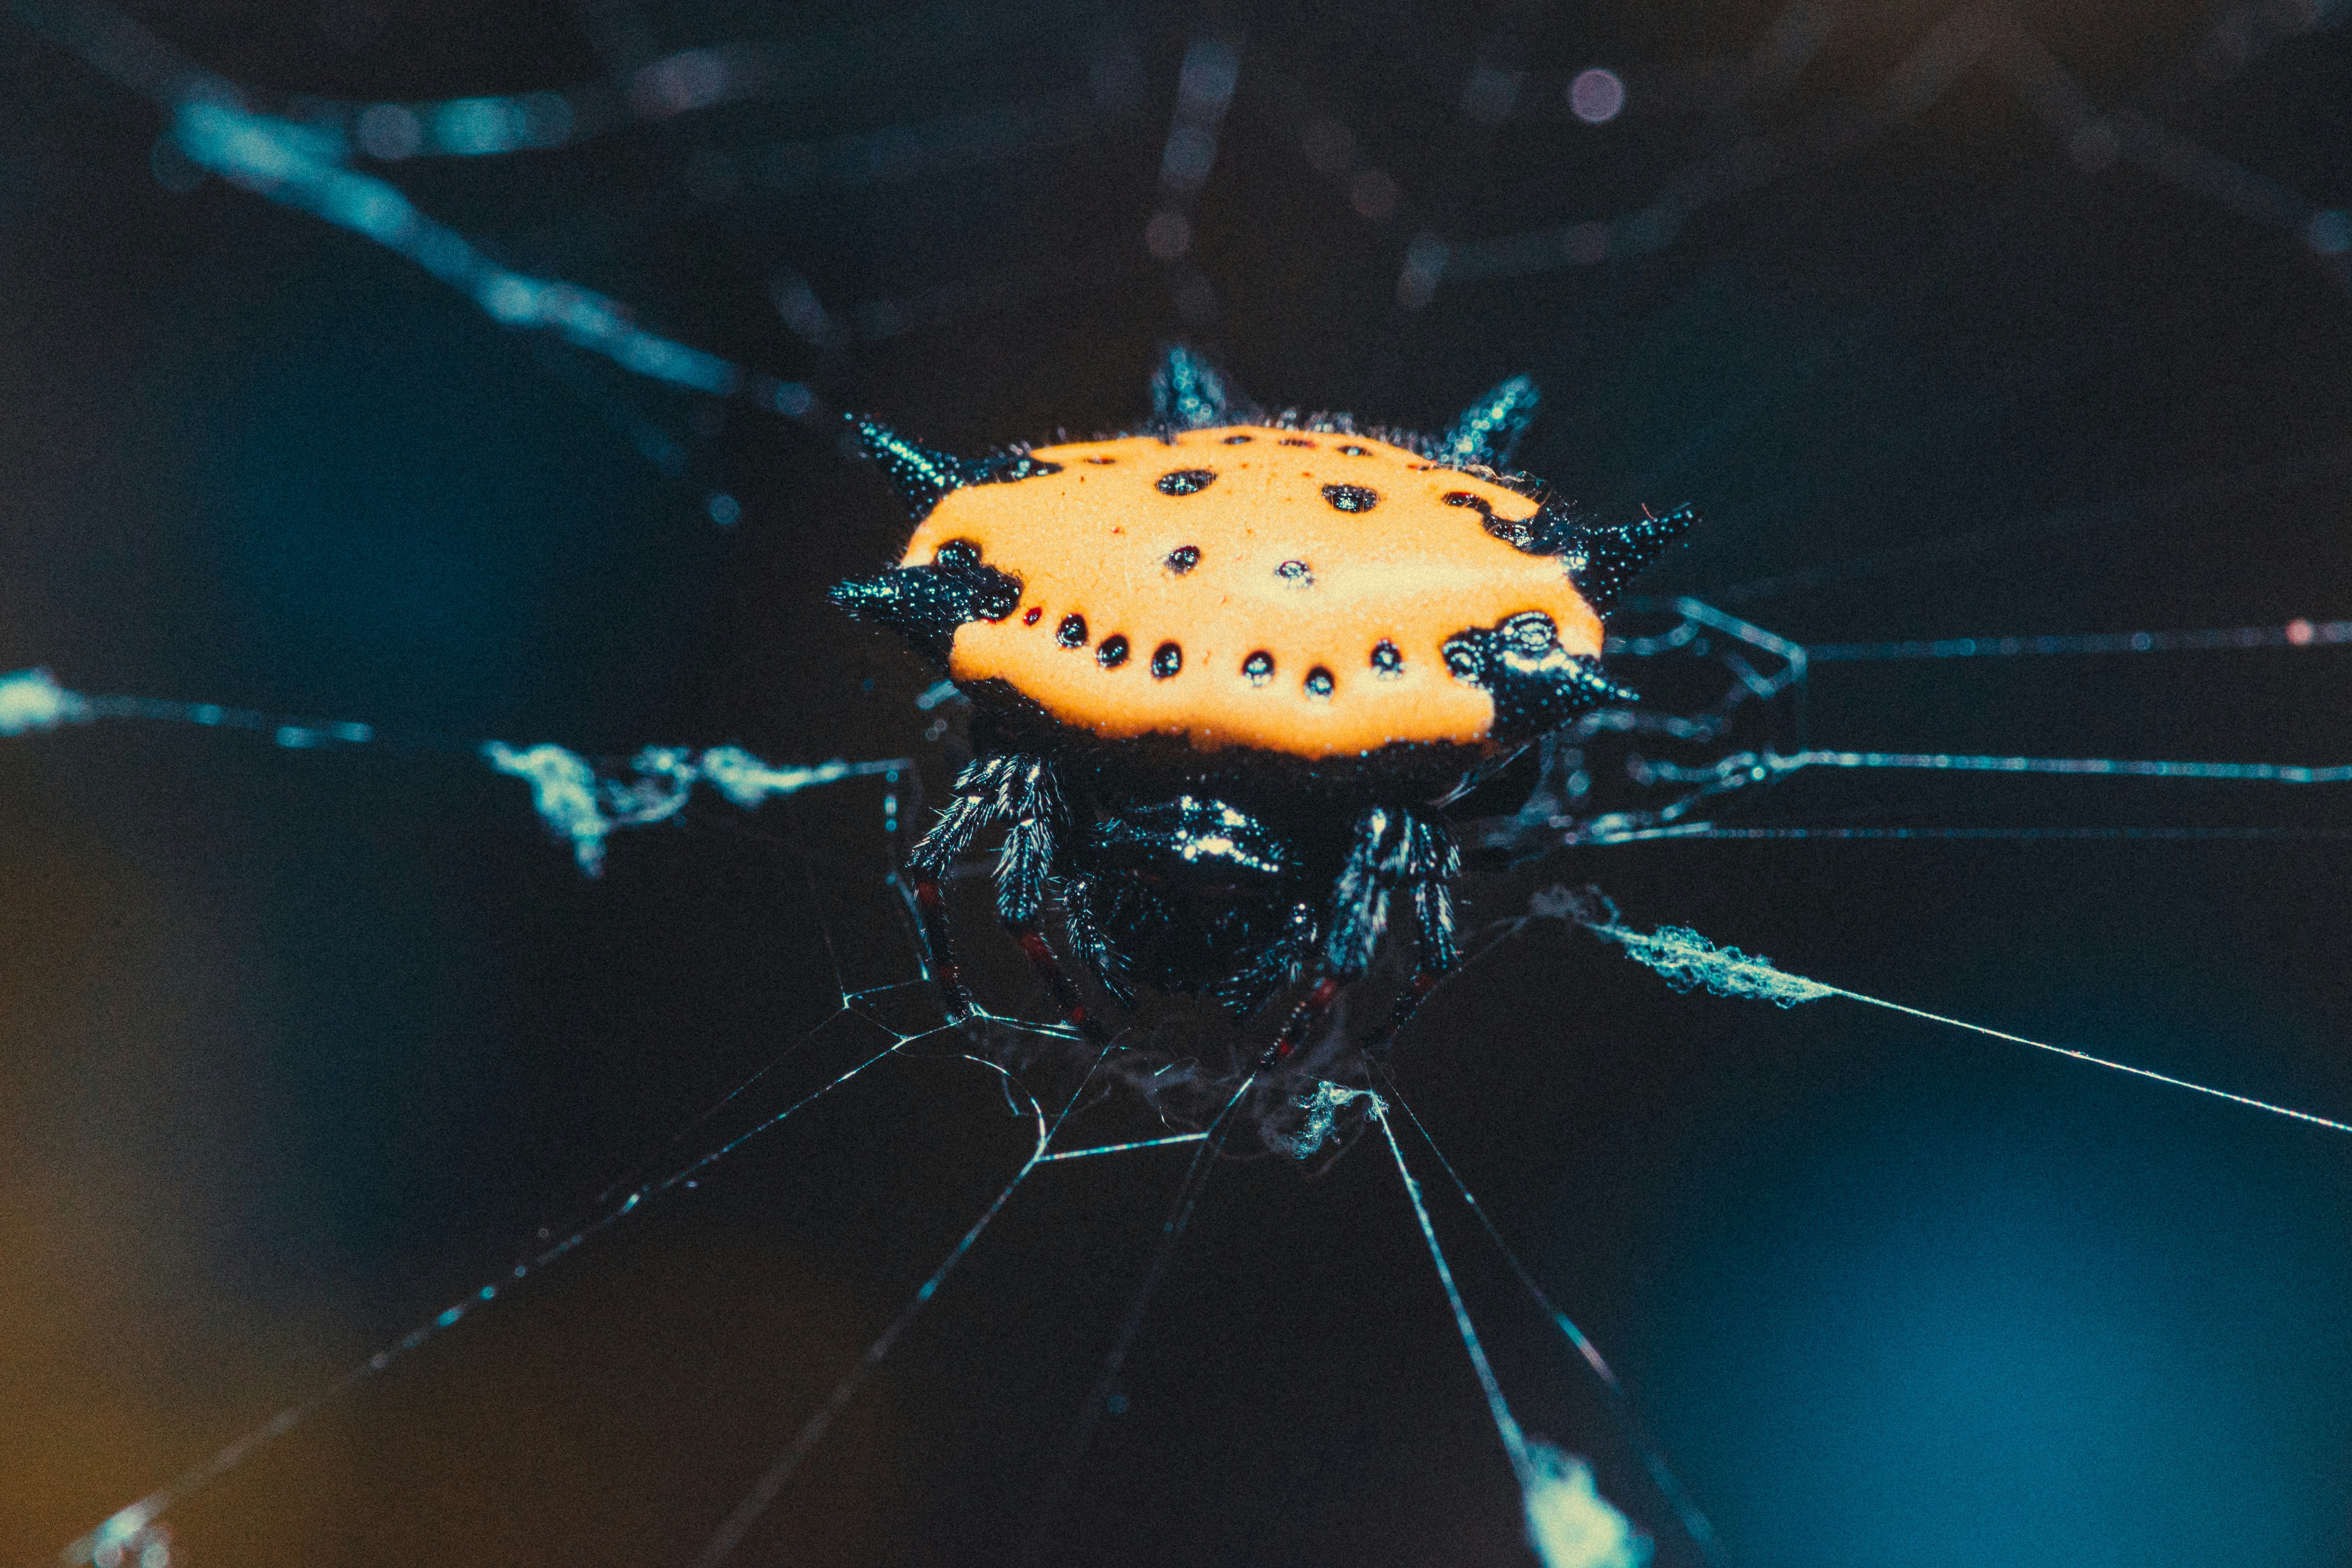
[902, 426, 1604, 757]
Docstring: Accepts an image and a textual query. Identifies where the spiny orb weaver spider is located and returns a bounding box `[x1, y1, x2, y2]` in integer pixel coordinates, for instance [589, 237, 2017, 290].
[832, 347, 1697, 1062]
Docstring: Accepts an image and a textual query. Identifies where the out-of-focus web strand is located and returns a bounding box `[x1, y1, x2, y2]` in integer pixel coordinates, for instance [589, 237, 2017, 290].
[384, 80, 1112, 183]
[1695, 446, 2352, 607]
[1143, 28, 1244, 323]
[15, 0, 1160, 425]
[1233, 57, 1416, 237]
[1985, 13, 2352, 297]
[10, 0, 815, 415]
[1406, 0, 2352, 300]
[1396, 0, 1857, 303]
[230, 0, 1098, 162]
[1406, 5, 2000, 296]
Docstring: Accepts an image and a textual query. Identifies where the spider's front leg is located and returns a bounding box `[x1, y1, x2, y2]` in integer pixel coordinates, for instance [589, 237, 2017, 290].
[1364, 857, 1463, 1052]
[907, 754, 1112, 1045]
[1261, 806, 1462, 1065]
[905, 758, 1018, 1018]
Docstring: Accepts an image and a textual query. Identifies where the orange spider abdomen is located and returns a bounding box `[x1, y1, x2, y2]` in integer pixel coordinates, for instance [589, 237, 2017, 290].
[900, 426, 1604, 758]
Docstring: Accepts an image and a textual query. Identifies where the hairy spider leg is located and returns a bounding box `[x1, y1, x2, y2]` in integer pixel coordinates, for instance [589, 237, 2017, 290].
[1004, 920, 1112, 1046]
[906, 757, 1031, 1015]
[908, 873, 970, 1017]
[909, 754, 1112, 1045]
[907, 755, 1036, 1016]
[990, 766, 1117, 1048]
[1262, 807, 1460, 1064]
[1056, 873, 1139, 1011]
[1365, 857, 1465, 1054]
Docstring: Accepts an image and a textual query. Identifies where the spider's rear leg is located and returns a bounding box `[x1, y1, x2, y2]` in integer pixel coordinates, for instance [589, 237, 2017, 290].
[989, 771, 1117, 1048]
[1060, 874, 1140, 1013]
[906, 763, 1014, 1019]
[1002, 916, 1113, 1047]
[908, 752, 1115, 1045]
[1363, 871, 1463, 1054]
[1261, 808, 1459, 1065]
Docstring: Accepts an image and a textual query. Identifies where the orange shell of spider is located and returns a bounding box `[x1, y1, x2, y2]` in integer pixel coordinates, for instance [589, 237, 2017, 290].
[899, 426, 1604, 758]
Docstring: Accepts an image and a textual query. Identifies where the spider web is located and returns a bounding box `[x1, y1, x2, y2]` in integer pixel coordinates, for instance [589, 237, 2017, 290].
[4, 3, 2352, 1566]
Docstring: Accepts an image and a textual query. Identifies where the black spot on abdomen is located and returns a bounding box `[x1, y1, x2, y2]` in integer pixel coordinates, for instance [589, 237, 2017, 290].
[1444, 490, 1539, 550]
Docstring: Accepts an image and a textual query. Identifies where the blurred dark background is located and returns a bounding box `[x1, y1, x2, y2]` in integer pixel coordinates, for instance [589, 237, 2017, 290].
[4, 2, 2352, 1564]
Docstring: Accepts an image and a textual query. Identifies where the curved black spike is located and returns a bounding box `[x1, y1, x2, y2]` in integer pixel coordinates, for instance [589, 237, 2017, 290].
[848, 415, 1065, 520]
[1150, 344, 1260, 430]
[828, 561, 1022, 666]
[1436, 374, 1540, 468]
[1553, 502, 1699, 615]
[848, 416, 968, 519]
[1441, 611, 1637, 746]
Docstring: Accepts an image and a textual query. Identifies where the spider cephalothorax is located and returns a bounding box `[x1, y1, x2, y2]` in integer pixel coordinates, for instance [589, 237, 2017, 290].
[831, 347, 1697, 1058]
